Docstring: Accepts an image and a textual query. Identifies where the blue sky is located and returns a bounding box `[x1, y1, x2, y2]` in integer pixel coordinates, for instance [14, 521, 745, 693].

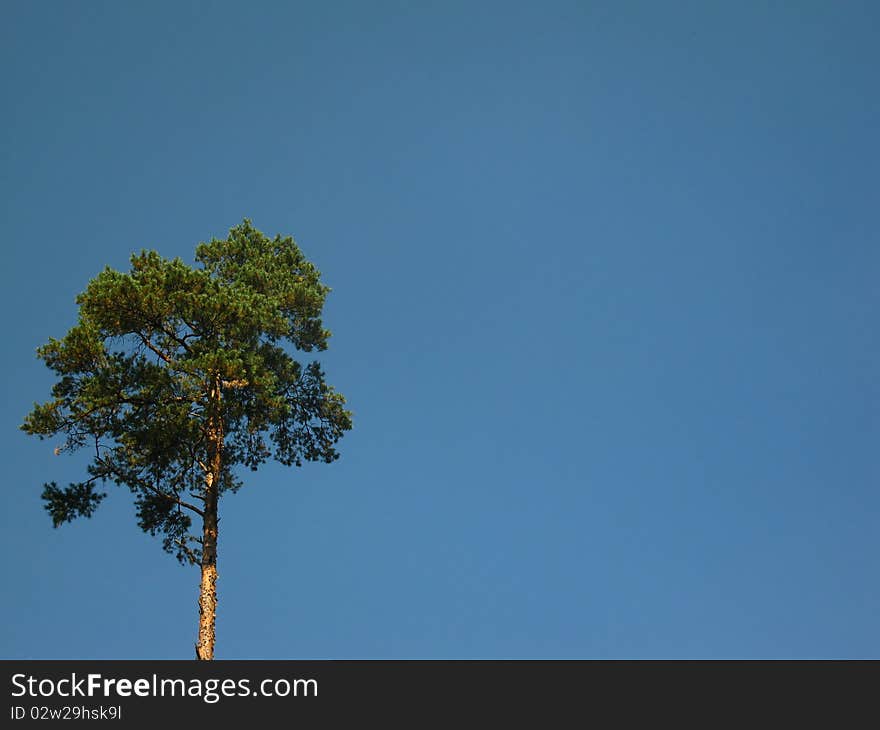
[1, 1, 878, 659]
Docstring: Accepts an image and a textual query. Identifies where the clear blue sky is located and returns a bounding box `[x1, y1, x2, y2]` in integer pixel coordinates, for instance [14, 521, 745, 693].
[2, 1, 878, 659]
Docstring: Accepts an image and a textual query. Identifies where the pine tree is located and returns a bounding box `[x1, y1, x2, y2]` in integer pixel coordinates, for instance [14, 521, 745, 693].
[21, 219, 352, 659]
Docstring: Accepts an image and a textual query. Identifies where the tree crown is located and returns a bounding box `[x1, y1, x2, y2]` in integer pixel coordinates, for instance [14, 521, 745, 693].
[22, 220, 352, 563]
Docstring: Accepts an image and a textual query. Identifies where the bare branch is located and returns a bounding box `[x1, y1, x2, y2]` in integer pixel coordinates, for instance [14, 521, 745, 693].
[133, 331, 173, 364]
[157, 322, 193, 355]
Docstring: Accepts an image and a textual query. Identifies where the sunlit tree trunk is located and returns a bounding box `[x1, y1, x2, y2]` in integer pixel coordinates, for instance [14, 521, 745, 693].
[196, 378, 222, 660]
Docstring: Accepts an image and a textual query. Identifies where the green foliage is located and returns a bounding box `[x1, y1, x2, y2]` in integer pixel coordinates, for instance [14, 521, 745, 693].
[41, 482, 106, 527]
[22, 220, 352, 564]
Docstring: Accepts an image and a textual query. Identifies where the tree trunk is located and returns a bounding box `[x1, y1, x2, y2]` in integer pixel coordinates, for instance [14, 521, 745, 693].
[196, 377, 223, 660]
[196, 475, 219, 660]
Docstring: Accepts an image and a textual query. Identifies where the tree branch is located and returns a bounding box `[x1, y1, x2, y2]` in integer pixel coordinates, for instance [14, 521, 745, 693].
[174, 536, 201, 566]
[134, 331, 173, 364]
[95, 455, 205, 518]
[157, 321, 193, 355]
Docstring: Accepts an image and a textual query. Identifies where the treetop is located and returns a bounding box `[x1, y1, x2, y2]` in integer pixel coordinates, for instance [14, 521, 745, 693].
[22, 219, 352, 564]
